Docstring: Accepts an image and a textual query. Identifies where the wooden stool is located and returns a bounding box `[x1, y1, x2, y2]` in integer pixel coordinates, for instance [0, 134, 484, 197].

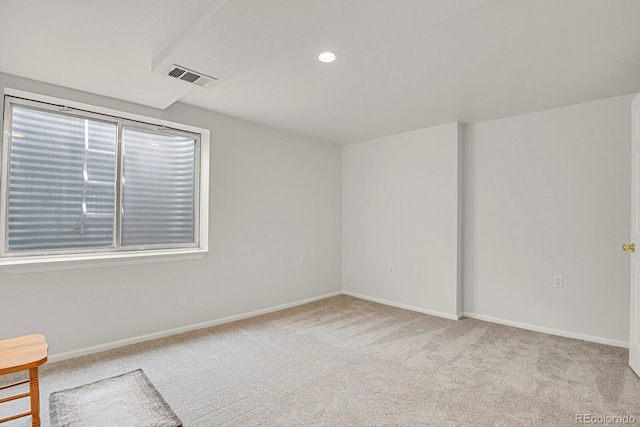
[0, 335, 48, 427]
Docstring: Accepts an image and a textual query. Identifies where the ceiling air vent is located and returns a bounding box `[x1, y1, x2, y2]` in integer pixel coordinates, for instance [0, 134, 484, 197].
[165, 64, 216, 88]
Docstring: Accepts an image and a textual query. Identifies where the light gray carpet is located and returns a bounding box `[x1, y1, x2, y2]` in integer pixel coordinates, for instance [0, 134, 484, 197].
[1, 295, 639, 426]
[49, 369, 181, 427]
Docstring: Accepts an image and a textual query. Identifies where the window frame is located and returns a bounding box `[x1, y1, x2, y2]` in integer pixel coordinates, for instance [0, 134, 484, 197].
[0, 89, 209, 273]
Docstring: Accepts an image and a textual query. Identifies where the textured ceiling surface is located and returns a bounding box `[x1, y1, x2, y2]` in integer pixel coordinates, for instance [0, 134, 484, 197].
[1, 0, 639, 144]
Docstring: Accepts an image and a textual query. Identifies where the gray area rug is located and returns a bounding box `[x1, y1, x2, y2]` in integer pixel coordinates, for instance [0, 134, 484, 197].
[49, 369, 181, 427]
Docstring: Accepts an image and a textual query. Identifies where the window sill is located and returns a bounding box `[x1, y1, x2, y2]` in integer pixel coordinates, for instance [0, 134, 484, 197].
[0, 249, 208, 274]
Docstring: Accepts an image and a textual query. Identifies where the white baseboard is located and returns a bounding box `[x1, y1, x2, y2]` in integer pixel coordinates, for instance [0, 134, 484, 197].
[49, 291, 343, 362]
[462, 312, 629, 349]
[49, 290, 628, 362]
[342, 292, 627, 348]
[342, 291, 461, 320]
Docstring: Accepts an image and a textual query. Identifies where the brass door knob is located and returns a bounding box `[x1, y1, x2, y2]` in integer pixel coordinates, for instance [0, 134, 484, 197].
[623, 243, 636, 253]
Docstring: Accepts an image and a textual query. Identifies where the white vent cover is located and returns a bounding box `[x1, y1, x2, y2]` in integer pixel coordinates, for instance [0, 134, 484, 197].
[165, 64, 217, 88]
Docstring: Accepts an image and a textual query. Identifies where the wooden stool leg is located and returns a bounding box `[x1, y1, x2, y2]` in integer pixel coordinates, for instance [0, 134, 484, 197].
[28, 368, 41, 427]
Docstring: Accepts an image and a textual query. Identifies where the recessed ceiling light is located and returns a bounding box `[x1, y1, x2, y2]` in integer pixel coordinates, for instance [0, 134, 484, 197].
[317, 51, 338, 63]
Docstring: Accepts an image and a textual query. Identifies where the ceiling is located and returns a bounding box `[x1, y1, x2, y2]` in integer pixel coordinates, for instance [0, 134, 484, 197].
[1, 0, 640, 144]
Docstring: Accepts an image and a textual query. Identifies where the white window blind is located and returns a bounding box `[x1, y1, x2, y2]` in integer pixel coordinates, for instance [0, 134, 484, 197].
[1, 96, 204, 261]
[8, 106, 116, 252]
[121, 128, 197, 246]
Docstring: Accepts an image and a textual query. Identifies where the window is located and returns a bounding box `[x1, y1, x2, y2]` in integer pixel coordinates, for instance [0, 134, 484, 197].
[0, 92, 209, 272]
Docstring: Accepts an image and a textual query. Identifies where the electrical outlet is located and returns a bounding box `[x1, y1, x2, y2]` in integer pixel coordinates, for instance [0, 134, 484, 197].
[300, 254, 306, 264]
[415, 267, 422, 279]
[389, 266, 394, 275]
[553, 275, 563, 288]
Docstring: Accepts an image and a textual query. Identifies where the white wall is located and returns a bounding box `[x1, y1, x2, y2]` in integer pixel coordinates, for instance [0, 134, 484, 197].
[0, 72, 632, 356]
[0, 73, 342, 357]
[342, 123, 462, 318]
[464, 95, 633, 345]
